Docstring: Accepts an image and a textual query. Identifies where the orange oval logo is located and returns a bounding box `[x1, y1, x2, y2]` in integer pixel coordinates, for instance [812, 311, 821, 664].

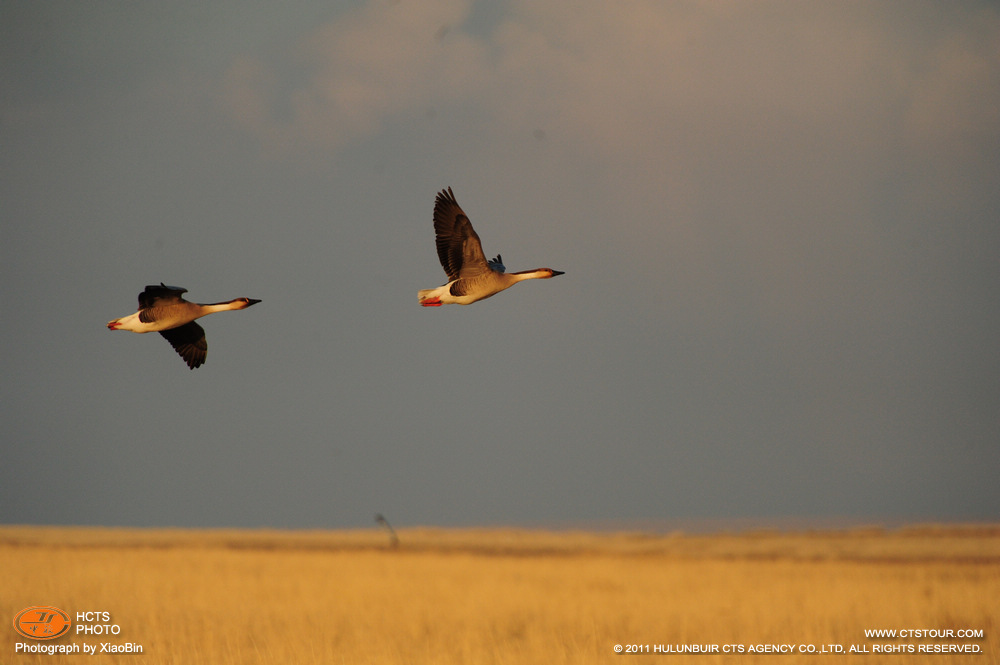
[13, 606, 71, 640]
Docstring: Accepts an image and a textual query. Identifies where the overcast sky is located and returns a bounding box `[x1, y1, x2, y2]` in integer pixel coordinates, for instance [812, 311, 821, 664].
[2, 1, 997, 530]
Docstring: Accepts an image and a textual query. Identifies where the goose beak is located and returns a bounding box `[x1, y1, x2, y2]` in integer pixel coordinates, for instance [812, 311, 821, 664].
[550, 270, 565, 277]
[245, 298, 262, 307]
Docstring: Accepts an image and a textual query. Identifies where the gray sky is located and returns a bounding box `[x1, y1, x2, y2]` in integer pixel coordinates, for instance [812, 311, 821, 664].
[2, 1, 997, 529]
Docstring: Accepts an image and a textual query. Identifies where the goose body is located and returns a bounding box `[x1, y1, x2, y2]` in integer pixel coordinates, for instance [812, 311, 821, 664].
[419, 188, 563, 306]
[107, 283, 260, 369]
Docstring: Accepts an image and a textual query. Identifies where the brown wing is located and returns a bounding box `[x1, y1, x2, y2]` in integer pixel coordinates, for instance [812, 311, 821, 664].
[139, 283, 187, 324]
[159, 322, 207, 369]
[433, 188, 490, 281]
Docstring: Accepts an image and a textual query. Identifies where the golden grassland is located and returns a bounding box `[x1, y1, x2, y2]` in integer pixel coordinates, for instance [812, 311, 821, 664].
[1, 525, 998, 664]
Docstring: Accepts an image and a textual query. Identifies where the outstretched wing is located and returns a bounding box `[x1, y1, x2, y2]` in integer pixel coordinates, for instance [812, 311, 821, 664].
[138, 283, 187, 323]
[159, 321, 207, 369]
[138, 283, 186, 308]
[433, 188, 490, 281]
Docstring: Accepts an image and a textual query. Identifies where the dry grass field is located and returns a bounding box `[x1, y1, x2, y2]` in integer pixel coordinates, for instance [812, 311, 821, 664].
[1, 525, 997, 664]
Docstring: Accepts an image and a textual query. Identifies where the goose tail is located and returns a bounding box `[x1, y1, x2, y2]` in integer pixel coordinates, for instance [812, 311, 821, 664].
[419, 286, 445, 307]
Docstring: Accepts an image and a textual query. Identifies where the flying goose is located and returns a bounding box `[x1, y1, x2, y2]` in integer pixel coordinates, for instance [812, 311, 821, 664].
[419, 187, 564, 306]
[107, 283, 260, 369]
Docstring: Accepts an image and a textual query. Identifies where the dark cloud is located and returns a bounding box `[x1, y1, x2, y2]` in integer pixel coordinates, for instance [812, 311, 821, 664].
[1, 1, 997, 529]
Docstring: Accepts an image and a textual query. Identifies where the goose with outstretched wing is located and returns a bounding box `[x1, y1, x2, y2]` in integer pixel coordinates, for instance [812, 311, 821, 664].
[419, 187, 563, 306]
[108, 283, 260, 369]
